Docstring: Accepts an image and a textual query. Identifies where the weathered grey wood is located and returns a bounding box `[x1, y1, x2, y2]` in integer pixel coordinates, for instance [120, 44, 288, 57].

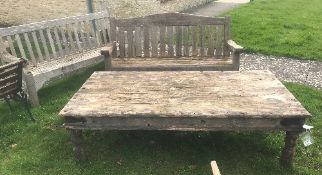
[72, 23, 82, 51]
[143, 25, 150, 57]
[184, 26, 189, 57]
[94, 20, 102, 47]
[78, 22, 86, 49]
[59, 27, 70, 55]
[207, 25, 215, 56]
[134, 26, 142, 57]
[159, 26, 166, 57]
[24, 71, 39, 106]
[167, 26, 174, 57]
[0, 12, 108, 36]
[82, 21, 92, 49]
[67, 24, 76, 52]
[39, 30, 50, 60]
[31, 31, 44, 62]
[215, 26, 223, 57]
[6, 36, 17, 57]
[151, 26, 158, 57]
[127, 27, 134, 57]
[191, 26, 197, 56]
[118, 27, 125, 58]
[60, 70, 310, 166]
[199, 25, 205, 56]
[15, 34, 27, 59]
[60, 71, 311, 119]
[46, 28, 57, 59]
[23, 33, 36, 64]
[224, 16, 230, 57]
[176, 26, 182, 57]
[53, 27, 64, 57]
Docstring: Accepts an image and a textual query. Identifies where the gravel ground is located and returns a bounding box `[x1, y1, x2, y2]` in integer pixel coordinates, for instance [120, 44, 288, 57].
[0, 0, 214, 26]
[241, 54, 322, 89]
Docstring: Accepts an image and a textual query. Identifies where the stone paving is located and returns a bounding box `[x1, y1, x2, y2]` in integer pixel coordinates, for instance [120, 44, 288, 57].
[187, 0, 322, 89]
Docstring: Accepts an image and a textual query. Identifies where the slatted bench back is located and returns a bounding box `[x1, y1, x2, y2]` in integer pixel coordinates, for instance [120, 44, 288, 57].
[0, 12, 109, 66]
[110, 13, 231, 58]
[0, 60, 23, 99]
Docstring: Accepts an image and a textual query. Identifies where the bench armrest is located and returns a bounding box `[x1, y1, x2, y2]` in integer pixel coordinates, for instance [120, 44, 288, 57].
[0, 52, 21, 64]
[101, 41, 116, 56]
[227, 40, 243, 53]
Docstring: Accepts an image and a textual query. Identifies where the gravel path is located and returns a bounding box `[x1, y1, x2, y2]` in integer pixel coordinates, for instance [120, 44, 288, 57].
[241, 54, 322, 89]
[185, 0, 249, 16]
[186, 0, 322, 89]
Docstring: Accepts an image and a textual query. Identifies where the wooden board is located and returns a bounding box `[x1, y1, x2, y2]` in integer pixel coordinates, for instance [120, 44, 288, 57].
[60, 71, 310, 121]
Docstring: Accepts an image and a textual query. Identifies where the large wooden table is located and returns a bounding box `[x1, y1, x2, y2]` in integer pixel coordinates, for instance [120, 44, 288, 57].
[59, 70, 311, 166]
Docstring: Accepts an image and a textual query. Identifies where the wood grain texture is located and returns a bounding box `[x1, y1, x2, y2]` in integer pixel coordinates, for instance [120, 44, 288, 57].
[60, 71, 311, 120]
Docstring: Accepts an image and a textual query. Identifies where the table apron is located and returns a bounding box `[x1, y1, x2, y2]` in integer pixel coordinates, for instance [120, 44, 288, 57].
[63, 117, 305, 131]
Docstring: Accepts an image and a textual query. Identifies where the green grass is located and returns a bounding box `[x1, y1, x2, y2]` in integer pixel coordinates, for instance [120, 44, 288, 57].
[227, 0, 322, 61]
[0, 66, 321, 174]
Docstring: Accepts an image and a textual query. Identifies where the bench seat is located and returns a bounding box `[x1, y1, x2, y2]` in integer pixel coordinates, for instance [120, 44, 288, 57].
[26, 48, 103, 91]
[111, 57, 234, 71]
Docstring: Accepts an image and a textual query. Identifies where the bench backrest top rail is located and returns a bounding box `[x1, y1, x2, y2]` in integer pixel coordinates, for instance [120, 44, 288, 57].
[110, 12, 231, 58]
[0, 12, 108, 36]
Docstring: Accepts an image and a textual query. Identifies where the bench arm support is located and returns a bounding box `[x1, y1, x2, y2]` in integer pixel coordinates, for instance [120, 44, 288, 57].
[101, 41, 116, 71]
[227, 40, 243, 71]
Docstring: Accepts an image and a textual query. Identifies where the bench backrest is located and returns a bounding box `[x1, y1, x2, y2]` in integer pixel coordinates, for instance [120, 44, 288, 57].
[0, 60, 23, 99]
[0, 12, 110, 66]
[110, 12, 231, 58]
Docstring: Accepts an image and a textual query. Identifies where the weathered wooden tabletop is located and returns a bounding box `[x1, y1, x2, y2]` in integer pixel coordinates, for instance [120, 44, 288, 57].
[60, 70, 310, 119]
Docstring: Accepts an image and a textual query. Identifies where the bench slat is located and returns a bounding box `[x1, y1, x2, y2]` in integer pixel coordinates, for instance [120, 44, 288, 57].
[23, 33, 36, 64]
[127, 27, 134, 57]
[176, 26, 182, 57]
[31, 31, 44, 62]
[143, 25, 150, 57]
[118, 27, 125, 58]
[60, 27, 70, 55]
[85, 20, 95, 49]
[54, 27, 64, 57]
[0, 75, 18, 86]
[78, 22, 87, 50]
[184, 26, 189, 57]
[159, 26, 166, 57]
[151, 26, 158, 57]
[167, 26, 174, 57]
[0, 67, 17, 79]
[73, 23, 82, 51]
[0, 81, 18, 94]
[215, 26, 223, 57]
[39, 29, 50, 60]
[199, 25, 205, 56]
[15, 34, 27, 59]
[47, 28, 58, 59]
[207, 25, 215, 56]
[67, 24, 76, 53]
[6, 36, 17, 57]
[224, 16, 230, 57]
[192, 26, 197, 56]
[134, 26, 142, 57]
[94, 20, 102, 47]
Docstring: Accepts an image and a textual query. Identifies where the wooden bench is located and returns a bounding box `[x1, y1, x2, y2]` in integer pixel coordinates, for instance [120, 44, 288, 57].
[0, 59, 35, 121]
[0, 12, 110, 106]
[101, 12, 243, 71]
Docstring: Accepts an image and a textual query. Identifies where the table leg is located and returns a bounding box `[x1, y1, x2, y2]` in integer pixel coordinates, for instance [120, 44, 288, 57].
[70, 129, 84, 161]
[280, 131, 301, 167]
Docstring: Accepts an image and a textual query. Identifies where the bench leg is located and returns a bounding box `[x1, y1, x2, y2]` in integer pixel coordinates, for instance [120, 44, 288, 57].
[24, 72, 39, 107]
[70, 129, 84, 161]
[280, 131, 301, 167]
[102, 52, 112, 71]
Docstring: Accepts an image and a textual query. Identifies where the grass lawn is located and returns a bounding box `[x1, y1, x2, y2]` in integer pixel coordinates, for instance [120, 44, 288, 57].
[227, 0, 322, 61]
[0, 65, 321, 175]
